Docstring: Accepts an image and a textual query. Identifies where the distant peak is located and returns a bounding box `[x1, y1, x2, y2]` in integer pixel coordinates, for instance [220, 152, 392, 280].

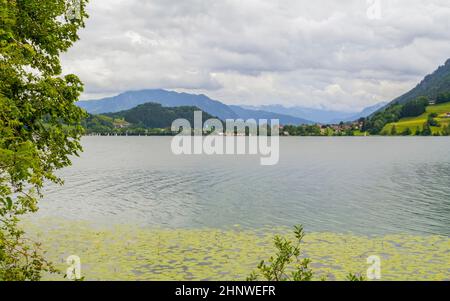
[122, 88, 167, 94]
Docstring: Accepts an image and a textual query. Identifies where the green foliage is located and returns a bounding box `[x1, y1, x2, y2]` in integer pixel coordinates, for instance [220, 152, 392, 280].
[427, 114, 439, 127]
[0, 222, 57, 281]
[106, 103, 217, 129]
[1, 0, 88, 280]
[247, 225, 366, 282]
[82, 114, 115, 134]
[415, 126, 421, 136]
[363, 97, 432, 135]
[247, 225, 313, 281]
[82, 103, 218, 135]
[390, 125, 397, 136]
[283, 124, 360, 136]
[367, 58, 450, 134]
[401, 128, 412, 136]
[421, 123, 432, 136]
[381, 102, 450, 136]
[442, 124, 450, 136]
[283, 125, 322, 136]
[346, 273, 365, 281]
[436, 92, 450, 104]
[362, 104, 403, 134]
[401, 97, 428, 118]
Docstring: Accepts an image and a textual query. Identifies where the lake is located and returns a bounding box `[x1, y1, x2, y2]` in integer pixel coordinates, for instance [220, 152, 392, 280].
[33, 136, 450, 236]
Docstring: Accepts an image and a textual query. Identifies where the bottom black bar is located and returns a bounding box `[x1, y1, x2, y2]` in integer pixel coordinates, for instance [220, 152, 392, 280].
[2, 281, 446, 299]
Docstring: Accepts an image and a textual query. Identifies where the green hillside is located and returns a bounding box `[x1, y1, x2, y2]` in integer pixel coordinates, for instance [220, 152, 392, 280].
[363, 58, 450, 135]
[389, 59, 450, 105]
[382, 102, 450, 135]
[82, 103, 217, 135]
[105, 102, 216, 128]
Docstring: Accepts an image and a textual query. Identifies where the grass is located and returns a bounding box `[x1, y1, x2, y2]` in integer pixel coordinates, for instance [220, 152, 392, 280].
[352, 130, 368, 136]
[383, 102, 450, 135]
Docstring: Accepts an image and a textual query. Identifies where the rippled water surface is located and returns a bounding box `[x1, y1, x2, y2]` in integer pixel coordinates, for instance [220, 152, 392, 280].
[35, 137, 450, 235]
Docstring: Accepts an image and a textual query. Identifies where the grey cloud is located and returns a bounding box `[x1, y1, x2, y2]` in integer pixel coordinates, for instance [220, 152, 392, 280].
[61, 0, 450, 111]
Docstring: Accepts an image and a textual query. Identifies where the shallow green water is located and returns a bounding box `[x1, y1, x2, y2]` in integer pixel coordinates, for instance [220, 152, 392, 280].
[24, 219, 449, 281]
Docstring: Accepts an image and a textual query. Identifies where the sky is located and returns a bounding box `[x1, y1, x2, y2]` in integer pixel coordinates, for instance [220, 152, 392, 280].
[62, 0, 450, 112]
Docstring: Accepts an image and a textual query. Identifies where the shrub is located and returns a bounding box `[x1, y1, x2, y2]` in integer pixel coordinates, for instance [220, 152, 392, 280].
[247, 225, 313, 281]
[402, 128, 412, 136]
[427, 114, 439, 127]
[347, 273, 365, 281]
[247, 225, 364, 281]
[442, 125, 450, 136]
[421, 123, 432, 136]
[415, 126, 422, 136]
[0, 223, 56, 281]
[390, 125, 398, 135]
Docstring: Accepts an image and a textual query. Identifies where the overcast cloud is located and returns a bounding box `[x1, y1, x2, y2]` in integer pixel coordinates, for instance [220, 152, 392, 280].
[62, 0, 450, 111]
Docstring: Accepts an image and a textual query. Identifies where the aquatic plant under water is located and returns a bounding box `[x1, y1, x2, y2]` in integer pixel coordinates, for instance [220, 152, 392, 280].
[22, 218, 449, 281]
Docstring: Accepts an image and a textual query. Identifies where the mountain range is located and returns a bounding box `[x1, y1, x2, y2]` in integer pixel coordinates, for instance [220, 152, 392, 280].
[77, 89, 315, 125]
[77, 89, 238, 120]
[240, 102, 387, 124]
[77, 90, 383, 125]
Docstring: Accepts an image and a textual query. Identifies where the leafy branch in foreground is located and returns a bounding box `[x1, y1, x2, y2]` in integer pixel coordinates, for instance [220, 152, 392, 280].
[346, 273, 365, 281]
[247, 225, 313, 281]
[247, 225, 365, 281]
[1, 0, 88, 281]
[0, 218, 57, 281]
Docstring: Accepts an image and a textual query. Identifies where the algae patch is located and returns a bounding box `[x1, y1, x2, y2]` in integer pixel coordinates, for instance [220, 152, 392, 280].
[22, 219, 450, 281]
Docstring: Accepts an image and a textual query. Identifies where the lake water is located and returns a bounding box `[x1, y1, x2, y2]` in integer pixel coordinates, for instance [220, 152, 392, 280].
[35, 136, 450, 236]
